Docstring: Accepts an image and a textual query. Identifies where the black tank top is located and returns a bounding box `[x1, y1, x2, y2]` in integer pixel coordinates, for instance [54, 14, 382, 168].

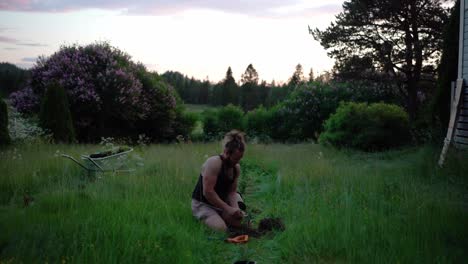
[192, 155, 235, 205]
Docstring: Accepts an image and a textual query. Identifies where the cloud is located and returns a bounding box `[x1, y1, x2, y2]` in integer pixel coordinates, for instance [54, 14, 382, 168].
[21, 57, 37, 62]
[17, 42, 48, 47]
[0, 0, 341, 17]
[0, 35, 48, 47]
[0, 35, 19, 43]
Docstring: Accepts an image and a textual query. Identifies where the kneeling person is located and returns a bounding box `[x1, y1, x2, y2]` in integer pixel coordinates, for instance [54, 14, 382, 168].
[191, 130, 246, 232]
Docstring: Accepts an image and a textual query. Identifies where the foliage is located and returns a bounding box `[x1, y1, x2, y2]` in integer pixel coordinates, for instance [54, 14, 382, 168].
[312, 0, 449, 118]
[201, 104, 244, 140]
[220, 67, 239, 106]
[39, 82, 75, 143]
[288, 64, 305, 87]
[172, 108, 197, 140]
[9, 42, 179, 142]
[202, 109, 220, 140]
[244, 106, 273, 140]
[273, 82, 353, 141]
[0, 62, 29, 98]
[431, 0, 460, 133]
[0, 99, 11, 146]
[7, 104, 47, 143]
[319, 102, 411, 151]
[217, 104, 244, 133]
[162, 71, 209, 104]
[240, 64, 259, 85]
[134, 69, 178, 142]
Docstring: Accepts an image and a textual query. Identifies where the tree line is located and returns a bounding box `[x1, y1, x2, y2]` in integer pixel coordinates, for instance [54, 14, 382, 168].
[162, 63, 322, 111]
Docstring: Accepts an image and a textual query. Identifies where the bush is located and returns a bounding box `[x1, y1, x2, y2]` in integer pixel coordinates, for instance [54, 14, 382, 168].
[172, 108, 197, 140]
[39, 82, 75, 143]
[217, 104, 244, 133]
[202, 109, 220, 140]
[0, 99, 11, 146]
[245, 106, 273, 140]
[7, 104, 46, 143]
[272, 82, 353, 141]
[201, 105, 244, 140]
[319, 102, 411, 151]
[10, 42, 178, 142]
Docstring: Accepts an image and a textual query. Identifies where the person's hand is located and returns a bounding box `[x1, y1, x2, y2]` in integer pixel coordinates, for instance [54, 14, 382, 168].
[223, 206, 241, 218]
[233, 210, 246, 219]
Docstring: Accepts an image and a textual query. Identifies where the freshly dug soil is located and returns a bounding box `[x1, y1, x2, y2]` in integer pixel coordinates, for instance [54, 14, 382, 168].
[258, 217, 285, 232]
[228, 217, 285, 238]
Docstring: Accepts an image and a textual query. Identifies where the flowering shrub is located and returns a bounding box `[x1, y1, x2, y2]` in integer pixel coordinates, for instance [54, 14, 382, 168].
[10, 42, 178, 142]
[7, 103, 48, 143]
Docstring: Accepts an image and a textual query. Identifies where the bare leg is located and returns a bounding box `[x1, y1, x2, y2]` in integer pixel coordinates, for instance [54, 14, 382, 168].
[203, 214, 227, 232]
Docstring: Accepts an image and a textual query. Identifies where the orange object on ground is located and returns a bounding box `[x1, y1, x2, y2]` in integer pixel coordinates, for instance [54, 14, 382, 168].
[226, 235, 249, 243]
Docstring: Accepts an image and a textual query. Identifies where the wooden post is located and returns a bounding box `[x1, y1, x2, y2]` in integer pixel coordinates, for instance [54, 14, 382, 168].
[439, 79, 464, 167]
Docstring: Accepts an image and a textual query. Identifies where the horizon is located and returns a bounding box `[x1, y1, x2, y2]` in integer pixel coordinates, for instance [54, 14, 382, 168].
[0, 0, 343, 83]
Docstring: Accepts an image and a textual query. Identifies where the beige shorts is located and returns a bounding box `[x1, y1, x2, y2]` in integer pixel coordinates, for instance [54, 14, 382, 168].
[191, 193, 243, 220]
[191, 199, 223, 220]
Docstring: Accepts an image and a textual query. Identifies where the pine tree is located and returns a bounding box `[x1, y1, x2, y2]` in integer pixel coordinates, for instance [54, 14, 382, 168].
[0, 99, 11, 146]
[289, 64, 304, 87]
[308, 67, 315, 82]
[221, 67, 239, 105]
[241, 64, 259, 85]
[240, 64, 260, 111]
[39, 82, 75, 143]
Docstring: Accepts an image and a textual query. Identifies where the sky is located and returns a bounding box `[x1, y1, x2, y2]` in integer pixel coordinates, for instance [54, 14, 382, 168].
[0, 0, 344, 83]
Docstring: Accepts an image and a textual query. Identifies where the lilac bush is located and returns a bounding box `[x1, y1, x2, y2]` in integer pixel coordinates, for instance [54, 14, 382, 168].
[10, 42, 178, 142]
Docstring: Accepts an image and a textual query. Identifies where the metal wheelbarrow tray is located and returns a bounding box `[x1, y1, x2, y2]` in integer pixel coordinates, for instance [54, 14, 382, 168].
[62, 147, 134, 176]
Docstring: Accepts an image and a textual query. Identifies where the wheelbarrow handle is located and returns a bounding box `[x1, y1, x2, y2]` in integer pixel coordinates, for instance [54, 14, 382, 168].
[61, 154, 91, 171]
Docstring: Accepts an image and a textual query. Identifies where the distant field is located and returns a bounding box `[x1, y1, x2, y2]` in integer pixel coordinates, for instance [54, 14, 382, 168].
[184, 104, 218, 114]
[0, 143, 467, 263]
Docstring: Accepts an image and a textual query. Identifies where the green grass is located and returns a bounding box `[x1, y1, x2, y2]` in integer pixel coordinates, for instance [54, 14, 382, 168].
[0, 143, 467, 263]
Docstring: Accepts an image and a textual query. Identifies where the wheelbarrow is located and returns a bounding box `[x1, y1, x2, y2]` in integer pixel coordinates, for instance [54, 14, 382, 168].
[62, 147, 134, 179]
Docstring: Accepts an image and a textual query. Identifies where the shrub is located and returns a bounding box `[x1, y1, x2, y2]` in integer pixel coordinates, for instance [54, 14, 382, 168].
[9, 42, 178, 142]
[39, 82, 75, 143]
[272, 82, 353, 141]
[217, 104, 244, 133]
[245, 106, 273, 139]
[201, 105, 244, 141]
[134, 70, 178, 141]
[202, 109, 220, 140]
[7, 104, 46, 143]
[0, 99, 11, 146]
[319, 102, 411, 151]
[172, 108, 197, 140]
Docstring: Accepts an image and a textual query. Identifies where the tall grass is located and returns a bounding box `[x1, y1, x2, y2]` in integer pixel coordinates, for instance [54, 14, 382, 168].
[0, 143, 467, 263]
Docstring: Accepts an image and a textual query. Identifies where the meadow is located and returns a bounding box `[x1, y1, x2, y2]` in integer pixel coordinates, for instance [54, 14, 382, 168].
[0, 142, 467, 263]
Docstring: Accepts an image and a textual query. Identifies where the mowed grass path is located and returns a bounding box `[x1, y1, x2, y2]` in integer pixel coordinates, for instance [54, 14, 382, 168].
[0, 143, 467, 263]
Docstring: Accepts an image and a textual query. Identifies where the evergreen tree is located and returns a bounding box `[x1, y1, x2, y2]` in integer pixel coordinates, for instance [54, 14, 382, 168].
[0, 99, 11, 146]
[432, 0, 459, 130]
[39, 82, 75, 143]
[308, 68, 315, 82]
[312, 0, 449, 119]
[0, 62, 29, 98]
[199, 78, 210, 104]
[221, 67, 239, 105]
[289, 64, 304, 87]
[240, 64, 260, 111]
[241, 64, 259, 85]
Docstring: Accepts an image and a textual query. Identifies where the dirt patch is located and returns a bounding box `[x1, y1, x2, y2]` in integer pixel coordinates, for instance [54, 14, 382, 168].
[228, 217, 285, 238]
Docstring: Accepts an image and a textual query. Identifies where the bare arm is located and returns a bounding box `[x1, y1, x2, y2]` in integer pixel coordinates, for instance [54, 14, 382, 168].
[202, 157, 237, 214]
[227, 164, 241, 209]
